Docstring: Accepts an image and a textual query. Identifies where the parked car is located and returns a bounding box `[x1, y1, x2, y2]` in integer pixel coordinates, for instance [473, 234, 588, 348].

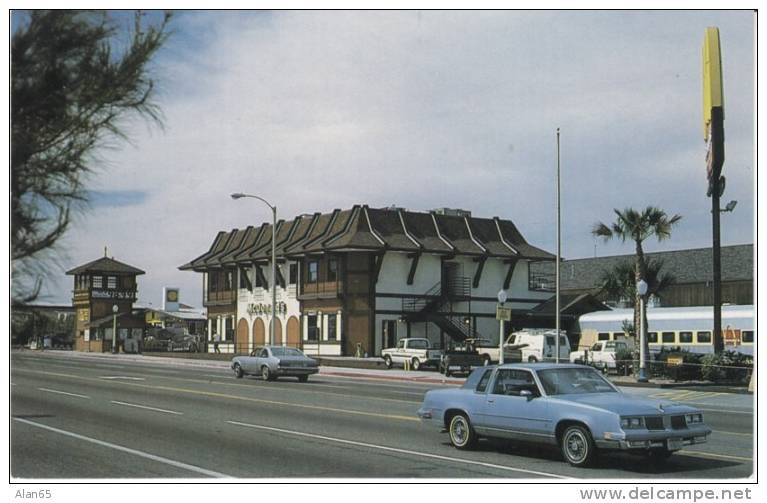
[440, 338, 490, 376]
[417, 363, 711, 467]
[506, 329, 570, 362]
[381, 338, 442, 370]
[570, 339, 633, 371]
[231, 346, 319, 382]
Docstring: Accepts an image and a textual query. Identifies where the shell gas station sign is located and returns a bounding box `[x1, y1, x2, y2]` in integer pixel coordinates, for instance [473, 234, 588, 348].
[702, 27, 725, 196]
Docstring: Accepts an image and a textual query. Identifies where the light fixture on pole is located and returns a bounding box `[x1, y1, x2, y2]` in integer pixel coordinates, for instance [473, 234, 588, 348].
[112, 304, 119, 354]
[636, 279, 648, 383]
[232, 193, 277, 346]
[497, 289, 508, 365]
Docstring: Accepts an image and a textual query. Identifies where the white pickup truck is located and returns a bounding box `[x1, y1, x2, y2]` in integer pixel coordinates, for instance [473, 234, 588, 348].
[382, 338, 442, 371]
[569, 339, 632, 370]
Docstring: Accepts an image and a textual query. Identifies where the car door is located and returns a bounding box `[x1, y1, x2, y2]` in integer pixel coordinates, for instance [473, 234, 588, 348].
[479, 369, 551, 440]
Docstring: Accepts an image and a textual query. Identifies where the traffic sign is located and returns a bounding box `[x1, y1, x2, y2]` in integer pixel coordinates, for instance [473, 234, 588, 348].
[496, 306, 512, 321]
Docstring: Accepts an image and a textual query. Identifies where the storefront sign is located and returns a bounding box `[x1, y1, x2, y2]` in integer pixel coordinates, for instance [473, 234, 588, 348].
[91, 289, 137, 300]
[247, 302, 288, 316]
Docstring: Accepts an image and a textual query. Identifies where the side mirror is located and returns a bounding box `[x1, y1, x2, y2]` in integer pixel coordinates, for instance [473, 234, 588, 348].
[520, 389, 534, 400]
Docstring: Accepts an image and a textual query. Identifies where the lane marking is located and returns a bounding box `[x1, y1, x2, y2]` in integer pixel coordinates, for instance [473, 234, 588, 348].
[320, 373, 460, 389]
[22, 370, 420, 423]
[12, 417, 229, 478]
[111, 400, 183, 415]
[680, 450, 752, 462]
[100, 376, 146, 381]
[38, 388, 90, 399]
[227, 420, 567, 479]
[695, 407, 752, 415]
[712, 430, 753, 437]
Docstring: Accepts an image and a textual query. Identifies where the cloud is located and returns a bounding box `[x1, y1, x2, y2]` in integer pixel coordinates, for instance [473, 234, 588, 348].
[41, 10, 754, 306]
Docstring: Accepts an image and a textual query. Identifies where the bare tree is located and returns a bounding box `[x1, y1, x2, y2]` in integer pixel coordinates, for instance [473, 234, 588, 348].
[11, 10, 172, 303]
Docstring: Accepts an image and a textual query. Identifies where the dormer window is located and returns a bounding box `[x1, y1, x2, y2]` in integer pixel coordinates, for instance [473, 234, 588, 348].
[107, 276, 117, 289]
[92, 276, 102, 288]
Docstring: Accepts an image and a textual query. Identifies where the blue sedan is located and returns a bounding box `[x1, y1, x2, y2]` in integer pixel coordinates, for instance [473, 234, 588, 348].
[417, 363, 711, 467]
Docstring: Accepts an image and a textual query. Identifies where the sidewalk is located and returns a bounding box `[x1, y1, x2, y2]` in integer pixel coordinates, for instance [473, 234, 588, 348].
[17, 349, 751, 392]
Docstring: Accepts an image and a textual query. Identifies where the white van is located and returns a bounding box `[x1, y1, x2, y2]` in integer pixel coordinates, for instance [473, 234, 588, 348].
[506, 328, 570, 362]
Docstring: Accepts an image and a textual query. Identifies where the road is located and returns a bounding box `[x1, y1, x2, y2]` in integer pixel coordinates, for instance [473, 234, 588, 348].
[10, 351, 754, 479]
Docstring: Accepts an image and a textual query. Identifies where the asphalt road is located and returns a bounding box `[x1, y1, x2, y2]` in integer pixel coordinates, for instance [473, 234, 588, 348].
[10, 351, 754, 480]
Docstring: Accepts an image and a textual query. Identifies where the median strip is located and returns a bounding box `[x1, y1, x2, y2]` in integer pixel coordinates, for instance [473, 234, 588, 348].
[13, 417, 229, 478]
[227, 420, 567, 479]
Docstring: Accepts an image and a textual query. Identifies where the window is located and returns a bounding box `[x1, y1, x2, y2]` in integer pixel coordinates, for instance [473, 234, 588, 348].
[307, 315, 319, 341]
[397, 339, 406, 349]
[327, 258, 338, 282]
[327, 314, 337, 340]
[696, 331, 712, 344]
[239, 268, 252, 290]
[289, 263, 298, 284]
[648, 332, 658, 343]
[308, 261, 318, 283]
[491, 369, 539, 397]
[598, 332, 610, 341]
[742, 330, 754, 343]
[679, 331, 693, 343]
[408, 339, 428, 350]
[255, 267, 264, 288]
[225, 271, 233, 290]
[225, 317, 234, 341]
[476, 369, 493, 392]
[92, 276, 102, 288]
[662, 332, 676, 343]
[613, 332, 624, 340]
[107, 276, 117, 289]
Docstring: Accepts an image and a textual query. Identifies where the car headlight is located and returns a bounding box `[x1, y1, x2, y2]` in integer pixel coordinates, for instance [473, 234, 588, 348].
[620, 416, 644, 429]
[685, 413, 703, 424]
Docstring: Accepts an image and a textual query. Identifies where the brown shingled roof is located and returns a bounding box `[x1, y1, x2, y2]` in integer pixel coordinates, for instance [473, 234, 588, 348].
[67, 256, 145, 275]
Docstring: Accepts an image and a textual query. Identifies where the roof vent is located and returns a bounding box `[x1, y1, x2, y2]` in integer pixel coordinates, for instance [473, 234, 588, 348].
[432, 207, 472, 217]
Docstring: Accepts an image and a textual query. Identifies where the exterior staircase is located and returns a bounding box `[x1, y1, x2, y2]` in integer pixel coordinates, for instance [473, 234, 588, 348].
[401, 278, 480, 343]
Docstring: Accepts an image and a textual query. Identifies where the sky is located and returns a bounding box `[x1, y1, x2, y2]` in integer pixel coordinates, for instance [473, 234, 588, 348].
[15, 10, 755, 308]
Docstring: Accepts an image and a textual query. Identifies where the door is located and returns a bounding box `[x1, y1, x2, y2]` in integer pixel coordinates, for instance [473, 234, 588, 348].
[479, 368, 550, 439]
[382, 320, 397, 350]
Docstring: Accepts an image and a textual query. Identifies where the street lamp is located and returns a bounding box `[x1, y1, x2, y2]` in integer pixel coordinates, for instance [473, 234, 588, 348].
[636, 279, 648, 382]
[112, 304, 119, 354]
[231, 193, 277, 346]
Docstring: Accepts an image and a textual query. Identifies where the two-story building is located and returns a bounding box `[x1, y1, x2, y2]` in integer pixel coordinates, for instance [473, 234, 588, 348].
[180, 205, 555, 356]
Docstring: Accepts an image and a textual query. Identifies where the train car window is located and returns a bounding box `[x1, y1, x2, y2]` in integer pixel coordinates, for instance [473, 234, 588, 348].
[648, 332, 658, 343]
[662, 332, 676, 343]
[613, 332, 624, 340]
[679, 331, 693, 343]
[742, 331, 754, 343]
[696, 331, 712, 344]
[598, 332, 610, 341]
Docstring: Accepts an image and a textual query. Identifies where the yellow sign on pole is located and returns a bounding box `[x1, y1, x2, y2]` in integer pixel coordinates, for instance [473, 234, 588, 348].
[702, 27, 724, 141]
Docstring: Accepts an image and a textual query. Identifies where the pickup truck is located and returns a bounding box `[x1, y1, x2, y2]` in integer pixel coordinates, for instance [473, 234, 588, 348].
[382, 338, 442, 371]
[569, 339, 632, 370]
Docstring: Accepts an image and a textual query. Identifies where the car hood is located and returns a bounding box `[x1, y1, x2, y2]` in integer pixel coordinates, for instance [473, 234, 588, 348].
[549, 392, 697, 416]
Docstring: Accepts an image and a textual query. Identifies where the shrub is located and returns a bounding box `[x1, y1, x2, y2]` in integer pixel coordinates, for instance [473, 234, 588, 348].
[700, 351, 753, 383]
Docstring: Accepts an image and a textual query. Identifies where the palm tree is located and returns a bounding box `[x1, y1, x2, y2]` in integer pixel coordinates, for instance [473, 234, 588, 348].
[599, 259, 676, 312]
[592, 207, 682, 368]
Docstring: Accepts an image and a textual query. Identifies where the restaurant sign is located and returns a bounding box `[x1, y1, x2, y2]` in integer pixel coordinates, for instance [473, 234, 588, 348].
[91, 289, 138, 300]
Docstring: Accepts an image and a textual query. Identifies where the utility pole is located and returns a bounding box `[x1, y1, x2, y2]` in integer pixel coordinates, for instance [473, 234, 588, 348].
[555, 128, 561, 363]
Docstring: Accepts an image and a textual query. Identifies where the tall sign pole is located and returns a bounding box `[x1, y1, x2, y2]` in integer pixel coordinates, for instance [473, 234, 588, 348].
[702, 27, 725, 353]
[555, 128, 561, 363]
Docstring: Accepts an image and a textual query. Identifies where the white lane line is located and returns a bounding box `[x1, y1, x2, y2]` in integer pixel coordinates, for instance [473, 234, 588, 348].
[13, 418, 230, 478]
[227, 420, 567, 479]
[38, 388, 90, 399]
[100, 376, 146, 381]
[695, 407, 752, 415]
[202, 374, 234, 379]
[711, 429, 753, 437]
[111, 400, 183, 415]
[681, 450, 752, 462]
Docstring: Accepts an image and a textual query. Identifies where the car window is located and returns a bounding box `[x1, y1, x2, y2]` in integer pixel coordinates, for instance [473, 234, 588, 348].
[590, 343, 602, 351]
[545, 336, 555, 346]
[409, 339, 428, 350]
[475, 369, 493, 392]
[605, 341, 616, 349]
[260, 349, 269, 358]
[397, 340, 405, 349]
[271, 347, 305, 357]
[537, 367, 616, 395]
[491, 369, 540, 397]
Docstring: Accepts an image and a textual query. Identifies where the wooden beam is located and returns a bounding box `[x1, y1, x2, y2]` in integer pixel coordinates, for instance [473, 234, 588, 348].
[473, 256, 487, 289]
[373, 253, 385, 284]
[407, 253, 421, 285]
[503, 259, 519, 290]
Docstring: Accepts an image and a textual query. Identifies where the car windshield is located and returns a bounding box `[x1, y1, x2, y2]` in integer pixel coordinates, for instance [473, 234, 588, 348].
[270, 347, 305, 357]
[537, 367, 617, 395]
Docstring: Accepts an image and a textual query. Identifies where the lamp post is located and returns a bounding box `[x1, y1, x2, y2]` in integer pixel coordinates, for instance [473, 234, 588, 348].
[231, 193, 277, 346]
[112, 304, 119, 354]
[636, 279, 648, 382]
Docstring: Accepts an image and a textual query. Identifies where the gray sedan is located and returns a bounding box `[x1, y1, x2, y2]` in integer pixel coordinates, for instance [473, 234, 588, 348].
[231, 346, 319, 382]
[417, 363, 712, 467]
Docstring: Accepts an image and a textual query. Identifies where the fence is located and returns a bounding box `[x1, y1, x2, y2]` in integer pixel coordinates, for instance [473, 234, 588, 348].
[609, 358, 753, 383]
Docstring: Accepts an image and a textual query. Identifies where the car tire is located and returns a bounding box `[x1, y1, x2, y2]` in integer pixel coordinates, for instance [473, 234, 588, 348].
[297, 375, 309, 383]
[233, 363, 244, 378]
[560, 424, 597, 467]
[384, 355, 393, 369]
[261, 365, 275, 381]
[412, 358, 421, 371]
[448, 413, 477, 450]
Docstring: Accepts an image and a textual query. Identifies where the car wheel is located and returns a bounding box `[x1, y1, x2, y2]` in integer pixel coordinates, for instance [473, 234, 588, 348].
[233, 363, 244, 378]
[412, 358, 421, 371]
[297, 375, 309, 383]
[384, 355, 393, 369]
[448, 414, 477, 450]
[560, 424, 597, 467]
[261, 365, 275, 381]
